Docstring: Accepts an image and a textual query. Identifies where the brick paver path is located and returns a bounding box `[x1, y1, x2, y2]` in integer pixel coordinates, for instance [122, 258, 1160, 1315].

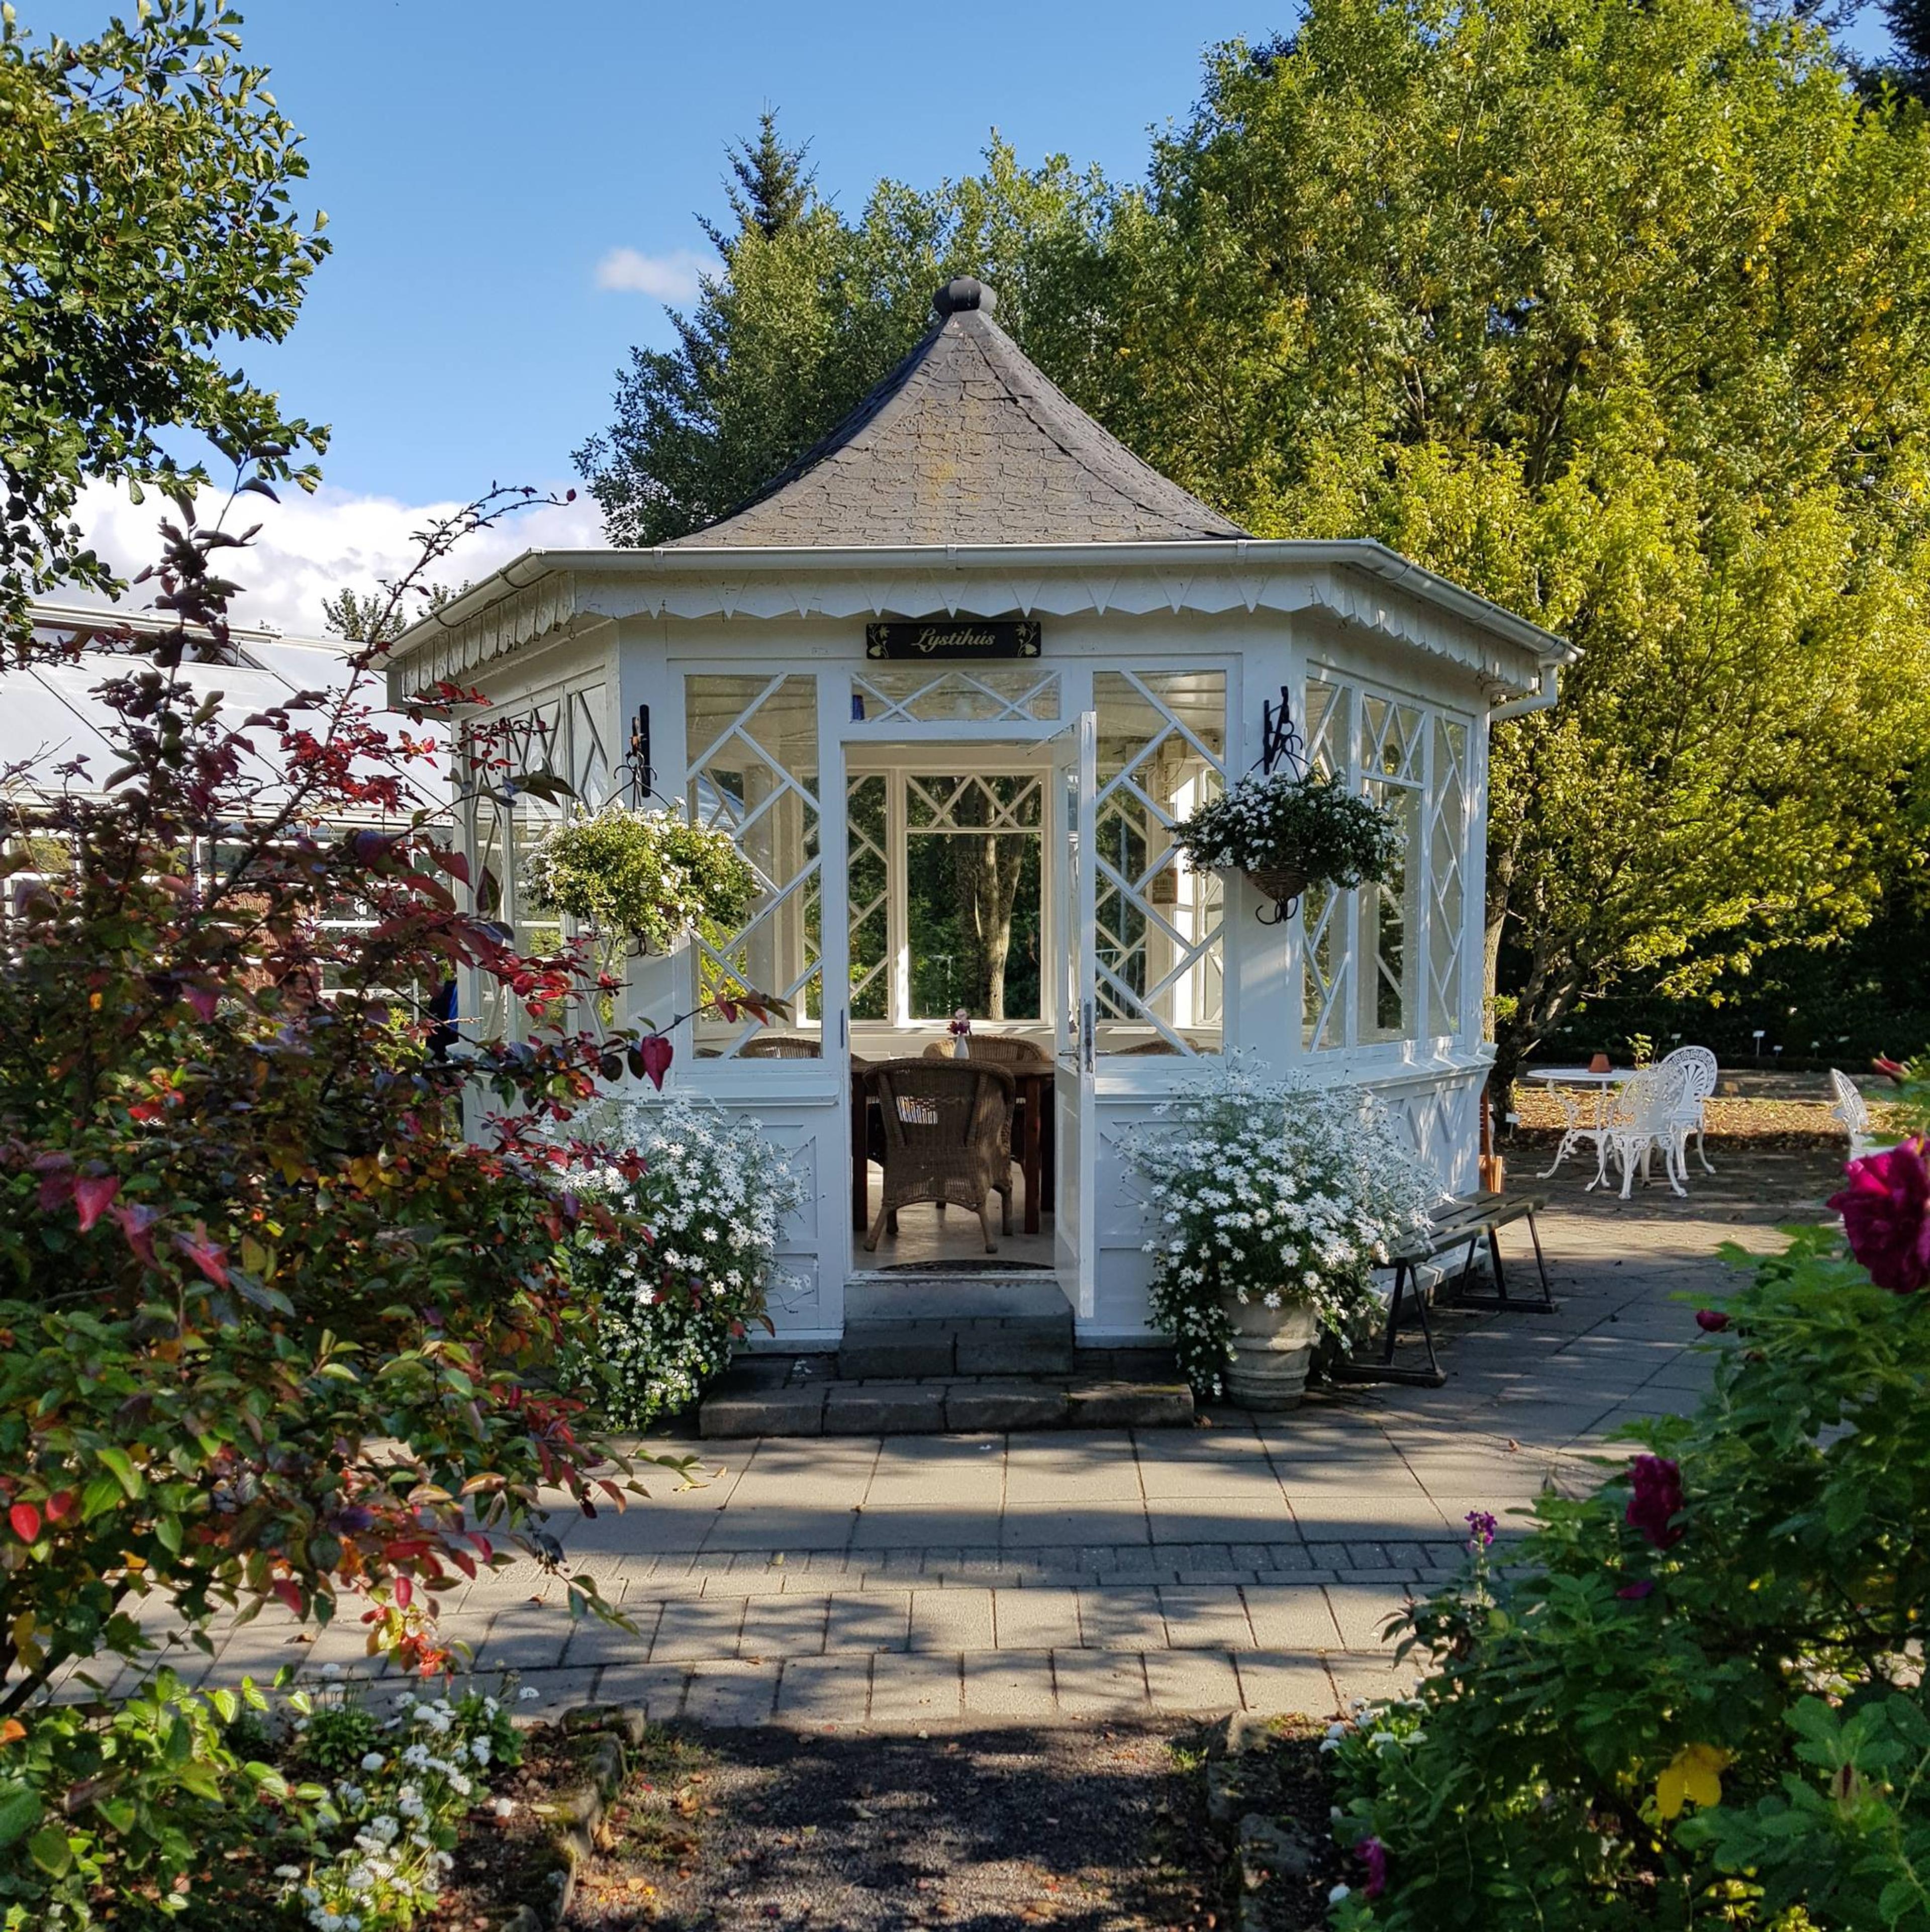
[102, 1147, 1841, 1728]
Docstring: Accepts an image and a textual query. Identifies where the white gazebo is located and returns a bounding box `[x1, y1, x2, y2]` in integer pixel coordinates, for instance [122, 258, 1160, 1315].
[385, 277, 1570, 1350]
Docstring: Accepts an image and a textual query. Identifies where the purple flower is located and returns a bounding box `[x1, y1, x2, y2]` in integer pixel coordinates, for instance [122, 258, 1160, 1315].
[1465, 1510, 1497, 1550]
[1827, 1139, 1930, 1293]
[1355, 1837, 1388, 1900]
[1694, 1308, 1729, 1333]
[1625, 1454, 1684, 1551]
[1616, 1578, 1656, 1601]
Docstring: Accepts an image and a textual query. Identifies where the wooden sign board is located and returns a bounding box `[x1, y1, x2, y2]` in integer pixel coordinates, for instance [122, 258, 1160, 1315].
[865, 619, 1041, 661]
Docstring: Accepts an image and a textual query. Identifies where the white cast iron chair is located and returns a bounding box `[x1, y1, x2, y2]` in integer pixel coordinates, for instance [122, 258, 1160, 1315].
[1659, 1044, 1719, 1176]
[1588, 1061, 1691, 1200]
[1829, 1068, 1883, 1160]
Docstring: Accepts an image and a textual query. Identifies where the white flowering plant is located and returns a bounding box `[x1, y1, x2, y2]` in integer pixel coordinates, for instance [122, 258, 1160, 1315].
[1128, 1066, 1439, 1398]
[1170, 769, 1401, 888]
[564, 1098, 806, 1427]
[276, 1680, 524, 1932]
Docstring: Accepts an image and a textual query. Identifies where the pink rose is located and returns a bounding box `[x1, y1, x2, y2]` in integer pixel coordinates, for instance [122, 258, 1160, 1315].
[1827, 1139, 1930, 1293]
[1625, 1454, 1684, 1551]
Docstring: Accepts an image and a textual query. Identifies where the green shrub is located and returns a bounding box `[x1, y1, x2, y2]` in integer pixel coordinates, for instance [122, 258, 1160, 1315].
[1327, 1158, 1930, 1929]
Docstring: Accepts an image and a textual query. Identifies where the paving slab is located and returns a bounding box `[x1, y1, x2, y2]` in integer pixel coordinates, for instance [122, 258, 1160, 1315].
[1144, 1648, 1242, 1712]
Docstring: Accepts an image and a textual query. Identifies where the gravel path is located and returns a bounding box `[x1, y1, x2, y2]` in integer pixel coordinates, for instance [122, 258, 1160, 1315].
[565, 1721, 1225, 1931]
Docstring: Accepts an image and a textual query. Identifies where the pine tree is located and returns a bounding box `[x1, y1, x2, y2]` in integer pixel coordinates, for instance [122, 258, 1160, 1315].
[702, 109, 814, 250]
[1882, 0, 1930, 93]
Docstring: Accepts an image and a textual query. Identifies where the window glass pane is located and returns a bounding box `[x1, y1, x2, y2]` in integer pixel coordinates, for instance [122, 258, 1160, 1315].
[1429, 717, 1469, 1037]
[1301, 677, 1354, 1049]
[1302, 877, 1345, 1050]
[847, 774, 889, 1022]
[901, 774, 1043, 1021]
[568, 686, 612, 807]
[1093, 670, 1226, 1054]
[852, 666, 1059, 724]
[1360, 784, 1420, 1043]
[686, 675, 821, 1057]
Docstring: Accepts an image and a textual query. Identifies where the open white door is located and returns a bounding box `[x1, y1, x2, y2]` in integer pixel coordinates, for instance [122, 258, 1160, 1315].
[1051, 711, 1098, 1319]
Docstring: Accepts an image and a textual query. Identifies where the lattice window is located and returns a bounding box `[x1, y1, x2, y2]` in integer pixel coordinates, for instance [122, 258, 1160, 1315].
[567, 686, 612, 807]
[1093, 670, 1226, 1054]
[851, 665, 1060, 725]
[1301, 677, 1353, 1051]
[1428, 716, 1469, 1036]
[1360, 695, 1424, 1044]
[847, 774, 889, 1021]
[686, 675, 822, 1057]
[456, 681, 610, 1041]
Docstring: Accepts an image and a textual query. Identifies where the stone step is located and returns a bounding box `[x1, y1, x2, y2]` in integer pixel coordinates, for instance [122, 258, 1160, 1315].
[837, 1275, 1077, 1380]
[838, 1315, 1074, 1380]
[698, 1373, 1194, 1439]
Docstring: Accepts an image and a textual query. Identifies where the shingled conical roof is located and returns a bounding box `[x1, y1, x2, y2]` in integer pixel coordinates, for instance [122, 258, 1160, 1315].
[671, 277, 1247, 548]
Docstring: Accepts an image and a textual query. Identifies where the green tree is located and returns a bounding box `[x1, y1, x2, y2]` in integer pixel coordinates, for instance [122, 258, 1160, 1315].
[705, 106, 815, 248]
[322, 579, 462, 644]
[574, 137, 1118, 545]
[0, 0, 329, 620]
[1110, 0, 1930, 1094]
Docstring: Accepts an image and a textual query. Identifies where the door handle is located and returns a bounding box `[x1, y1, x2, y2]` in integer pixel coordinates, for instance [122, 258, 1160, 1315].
[1082, 999, 1095, 1074]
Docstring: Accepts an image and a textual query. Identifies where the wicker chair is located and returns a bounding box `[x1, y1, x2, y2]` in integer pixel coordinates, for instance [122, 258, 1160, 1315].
[737, 1034, 820, 1058]
[920, 1036, 1046, 1223]
[863, 1058, 1015, 1253]
[921, 1034, 1050, 1067]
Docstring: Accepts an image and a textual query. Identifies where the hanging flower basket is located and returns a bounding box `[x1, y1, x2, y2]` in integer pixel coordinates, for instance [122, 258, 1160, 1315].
[527, 805, 758, 954]
[1244, 862, 1312, 907]
[1170, 770, 1402, 905]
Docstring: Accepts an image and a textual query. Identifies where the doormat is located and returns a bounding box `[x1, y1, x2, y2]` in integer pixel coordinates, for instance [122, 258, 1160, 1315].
[877, 1258, 1055, 1273]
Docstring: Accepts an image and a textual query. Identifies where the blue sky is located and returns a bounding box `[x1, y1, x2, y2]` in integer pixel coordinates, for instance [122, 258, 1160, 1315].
[37, 0, 1901, 630]
[59, 0, 1894, 502]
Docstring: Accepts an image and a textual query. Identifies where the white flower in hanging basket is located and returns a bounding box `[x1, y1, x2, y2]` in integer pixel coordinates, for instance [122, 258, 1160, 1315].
[1170, 770, 1402, 902]
[526, 804, 758, 953]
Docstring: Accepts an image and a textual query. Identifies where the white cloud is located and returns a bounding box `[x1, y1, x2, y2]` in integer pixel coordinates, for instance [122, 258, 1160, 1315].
[593, 245, 715, 302]
[68, 478, 608, 639]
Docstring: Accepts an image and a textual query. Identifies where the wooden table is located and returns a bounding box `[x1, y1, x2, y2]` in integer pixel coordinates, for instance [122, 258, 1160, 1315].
[851, 1063, 1053, 1236]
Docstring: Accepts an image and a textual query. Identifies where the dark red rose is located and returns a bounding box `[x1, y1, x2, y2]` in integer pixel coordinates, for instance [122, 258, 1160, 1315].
[1625, 1454, 1684, 1550]
[1694, 1308, 1729, 1333]
[1827, 1139, 1930, 1293]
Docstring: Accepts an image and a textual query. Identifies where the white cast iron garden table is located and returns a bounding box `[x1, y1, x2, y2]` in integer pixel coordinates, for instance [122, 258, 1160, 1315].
[1525, 1067, 1635, 1179]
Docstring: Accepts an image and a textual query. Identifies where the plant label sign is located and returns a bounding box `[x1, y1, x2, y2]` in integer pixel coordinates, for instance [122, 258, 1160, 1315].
[864, 619, 1041, 661]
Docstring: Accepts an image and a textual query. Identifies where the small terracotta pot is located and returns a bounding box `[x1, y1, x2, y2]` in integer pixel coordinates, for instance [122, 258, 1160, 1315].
[1588, 1050, 1611, 1073]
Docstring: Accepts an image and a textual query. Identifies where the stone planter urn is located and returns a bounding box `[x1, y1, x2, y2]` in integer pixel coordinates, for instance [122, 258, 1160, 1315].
[1220, 1291, 1319, 1411]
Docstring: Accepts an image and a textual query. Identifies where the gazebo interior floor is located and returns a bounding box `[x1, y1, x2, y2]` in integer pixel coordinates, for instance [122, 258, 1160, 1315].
[858, 1175, 1056, 1271]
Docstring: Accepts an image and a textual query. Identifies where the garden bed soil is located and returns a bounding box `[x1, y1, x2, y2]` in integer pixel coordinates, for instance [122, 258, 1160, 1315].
[1509, 1088, 1855, 1148]
[429, 1721, 623, 1925]
[431, 1713, 1342, 1930]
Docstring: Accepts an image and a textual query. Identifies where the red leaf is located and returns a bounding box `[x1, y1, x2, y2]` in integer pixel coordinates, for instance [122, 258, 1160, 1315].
[272, 1577, 304, 1615]
[183, 983, 219, 1023]
[432, 845, 471, 886]
[713, 998, 739, 1024]
[73, 1174, 121, 1233]
[113, 1202, 160, 1270]
[44, 1491, 74, 1523]
[8, 1503, 41, 1544]
[173, 1225, 229, 1288]
[395, 1576, 413, 1608]
[639, 1034, 673, 1091]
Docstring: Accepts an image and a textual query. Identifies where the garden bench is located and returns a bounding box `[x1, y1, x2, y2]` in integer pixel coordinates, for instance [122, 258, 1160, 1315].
[1335, 1188, 1554, 1389]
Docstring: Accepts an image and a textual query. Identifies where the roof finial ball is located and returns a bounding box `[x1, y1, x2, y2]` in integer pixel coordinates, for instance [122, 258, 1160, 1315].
[933, 276, 996, 318]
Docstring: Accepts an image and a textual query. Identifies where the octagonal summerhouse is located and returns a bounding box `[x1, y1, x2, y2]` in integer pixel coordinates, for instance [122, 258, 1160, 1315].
[384, 277, 1571, 1351]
